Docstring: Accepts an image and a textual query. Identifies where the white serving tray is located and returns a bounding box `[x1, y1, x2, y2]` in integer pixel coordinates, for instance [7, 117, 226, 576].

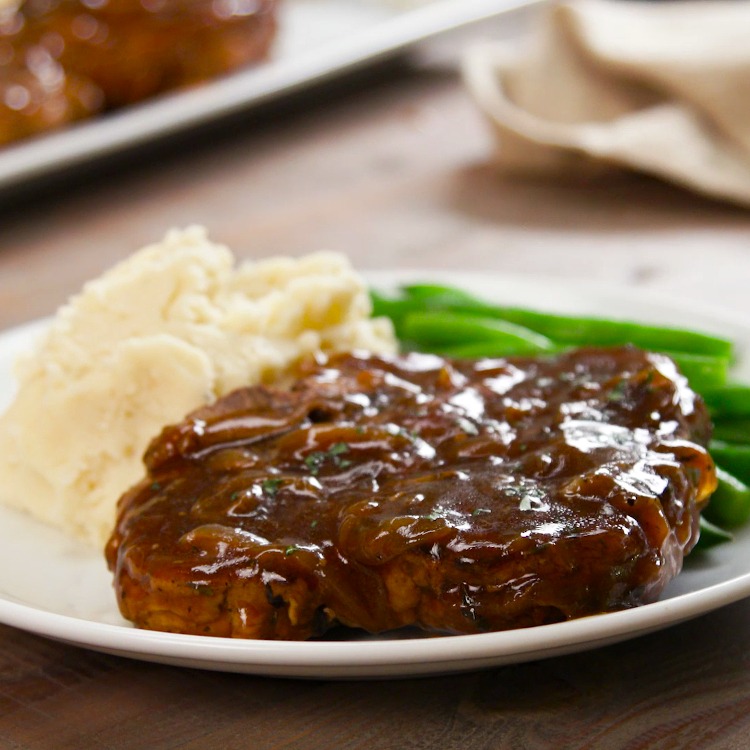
[0, 0, 542, 191]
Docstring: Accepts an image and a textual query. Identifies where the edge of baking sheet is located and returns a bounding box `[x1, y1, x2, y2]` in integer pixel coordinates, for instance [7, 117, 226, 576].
[0, 0, 543, 191]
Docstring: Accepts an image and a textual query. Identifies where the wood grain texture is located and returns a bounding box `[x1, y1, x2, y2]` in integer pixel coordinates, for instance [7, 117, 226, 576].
[2, 600, 750, 750]
[2, 27, 750, 749]
[2, 59, 750, 330]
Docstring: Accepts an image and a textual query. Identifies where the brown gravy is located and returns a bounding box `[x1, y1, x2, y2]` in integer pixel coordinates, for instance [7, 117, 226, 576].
[107, 347, 715, 639]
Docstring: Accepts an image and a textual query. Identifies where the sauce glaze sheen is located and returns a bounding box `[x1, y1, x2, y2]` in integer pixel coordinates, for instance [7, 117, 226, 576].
[106, 347, 716, 639]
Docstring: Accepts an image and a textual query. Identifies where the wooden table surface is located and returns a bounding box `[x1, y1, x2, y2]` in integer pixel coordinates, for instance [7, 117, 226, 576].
[3, 19, 750, 749]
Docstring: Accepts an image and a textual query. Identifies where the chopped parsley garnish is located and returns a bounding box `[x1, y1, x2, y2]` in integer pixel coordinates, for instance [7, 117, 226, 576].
[304, 443, 352, 475]
[262, 478, 283, 498]
[304, 451, 327, 475]
[329, 442, 349, 456]
[608, 380, 628, 403]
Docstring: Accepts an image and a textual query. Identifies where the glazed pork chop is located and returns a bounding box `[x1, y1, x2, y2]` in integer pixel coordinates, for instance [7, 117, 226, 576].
[106, 348, 716, 639]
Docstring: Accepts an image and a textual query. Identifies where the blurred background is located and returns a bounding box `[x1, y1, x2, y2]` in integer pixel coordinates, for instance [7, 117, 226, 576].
[3, 2, 750, 748]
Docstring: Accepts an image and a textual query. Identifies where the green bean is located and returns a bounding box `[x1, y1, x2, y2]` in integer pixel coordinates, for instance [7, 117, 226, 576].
[703, 467, 750, 529]
[701, 385, 750, 419]
[708, 441, 750, 485]
[400, 311, 556, 355]
[398, 284, 734, 358]
[370, 290, 415, 329]
[387, 284, 735, 392]
[663, 352, 730, 393]
[374, 285, 489, 323]
[712, 418, 750, 444]
[516, 316, 731, 358]
[402, 284, 485, 309]
[694, 516, 733, 551]
[377, 284, 734, 360]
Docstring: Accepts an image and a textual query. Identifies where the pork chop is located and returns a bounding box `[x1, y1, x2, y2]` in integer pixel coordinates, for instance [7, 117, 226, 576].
[106, 347, 716, 639]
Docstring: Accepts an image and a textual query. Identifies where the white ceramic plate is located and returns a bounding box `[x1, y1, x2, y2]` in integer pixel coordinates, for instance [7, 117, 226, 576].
[1, 270, 750, 679]
[0, 0, 541, 191]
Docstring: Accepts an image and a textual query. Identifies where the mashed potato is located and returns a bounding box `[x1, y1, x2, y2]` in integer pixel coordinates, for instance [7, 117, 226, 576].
[0, 227, 396, 546]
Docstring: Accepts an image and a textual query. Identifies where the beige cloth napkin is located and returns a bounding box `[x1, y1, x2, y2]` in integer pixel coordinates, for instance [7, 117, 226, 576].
[463, 0, 750, 206]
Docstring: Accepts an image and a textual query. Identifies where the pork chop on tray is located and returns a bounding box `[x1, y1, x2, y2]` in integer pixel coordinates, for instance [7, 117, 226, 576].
[106, 347, 716, 639]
